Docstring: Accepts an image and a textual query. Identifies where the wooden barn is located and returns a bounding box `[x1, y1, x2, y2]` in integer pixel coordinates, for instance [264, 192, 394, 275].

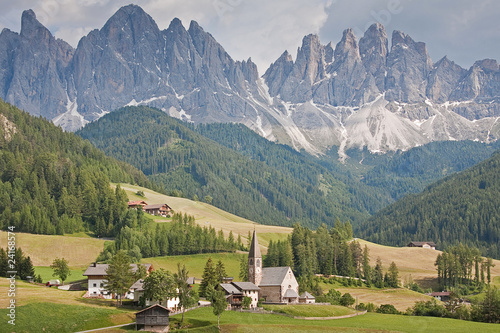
[143, 204, 172, 217]
[128, 200, 148, 209]
[135, 304, 170, 332]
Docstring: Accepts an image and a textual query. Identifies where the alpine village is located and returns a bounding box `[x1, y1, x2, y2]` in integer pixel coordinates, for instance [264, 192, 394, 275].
[1, 4, 500, 333]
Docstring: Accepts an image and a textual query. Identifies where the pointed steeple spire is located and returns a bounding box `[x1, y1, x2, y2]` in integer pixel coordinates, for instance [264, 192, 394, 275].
[248, 229, 262, 286]
[249, 229, 262, 259]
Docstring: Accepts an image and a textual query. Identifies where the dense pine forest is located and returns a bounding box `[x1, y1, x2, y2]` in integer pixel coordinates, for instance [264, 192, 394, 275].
[0, 99, 157, 235]
[358, 150, 500, 258]
[77, 106, 387, 228]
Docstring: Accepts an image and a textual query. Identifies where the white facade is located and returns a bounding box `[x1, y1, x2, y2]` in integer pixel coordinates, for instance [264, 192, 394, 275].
[87, 278, 112, 299]
[243, 290, 259, 308]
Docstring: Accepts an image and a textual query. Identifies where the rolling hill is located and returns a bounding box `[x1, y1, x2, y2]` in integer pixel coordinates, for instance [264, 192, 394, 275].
[358, 150, 500, 258]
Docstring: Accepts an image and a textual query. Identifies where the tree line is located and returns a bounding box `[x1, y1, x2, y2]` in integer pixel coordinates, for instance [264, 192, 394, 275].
[97, 212, 244, 262]
[259, 222, 400, 288]
[435, 243, 495, 289]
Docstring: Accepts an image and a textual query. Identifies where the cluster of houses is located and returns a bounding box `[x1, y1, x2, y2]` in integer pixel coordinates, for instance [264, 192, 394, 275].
[128, 200, 173, 217]
[82, 230, 314, 331]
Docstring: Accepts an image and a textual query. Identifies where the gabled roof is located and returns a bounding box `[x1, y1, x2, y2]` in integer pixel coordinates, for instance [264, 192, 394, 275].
[300, 291, 315, 299]
[248, 230, 262, 259]
[260, 267, 291, 286]
[408, 241, 437, 247]
[220, 283, 242, 295]
[186, 277, 196, 285]
[84, 263, 152, 276]
[144, 204, 171, 210]
[232, 281, 260, 291]
[284, 288, 300, 298]
[427, 291, 451, 297]
[135, 304, 170, 315]
[130, 279, 144, 291]
[128, 200, 147, 206]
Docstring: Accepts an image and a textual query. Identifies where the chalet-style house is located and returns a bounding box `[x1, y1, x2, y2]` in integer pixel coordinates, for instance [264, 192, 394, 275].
[143, 203, 172, 217]
[426, 291, 451, 301]
[135, 304, 170, 333]
[407, 241, 437, 250]
[128, 200, 148, 209]
[219, 281, 260, 309]
[83, 263, 153, 299]
[248, 231, 300, 304]
[130, 279, 180, 310]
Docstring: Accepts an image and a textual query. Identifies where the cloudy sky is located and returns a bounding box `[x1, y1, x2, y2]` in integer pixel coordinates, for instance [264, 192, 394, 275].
[1, 0, 498, 73]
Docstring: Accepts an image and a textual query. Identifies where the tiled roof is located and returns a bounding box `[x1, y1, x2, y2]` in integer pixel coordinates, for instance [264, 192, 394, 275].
[232, 281, 260, 291]
[284, 288, 300, 298]
[144, 204, 169, 210]
[130, 279, 144, 291]
[83, 263, 152, 276]
[259, 266, 290, 286]
[300, 291, 315, 299]
[408, 241, 437, 247]
[220, 283, 241, 295]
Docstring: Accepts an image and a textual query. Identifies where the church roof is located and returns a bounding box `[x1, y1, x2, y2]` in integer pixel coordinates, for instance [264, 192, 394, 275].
[284, 288, 300, 298]
[248, 230, 262, 258]
[260, 267, 291, 286]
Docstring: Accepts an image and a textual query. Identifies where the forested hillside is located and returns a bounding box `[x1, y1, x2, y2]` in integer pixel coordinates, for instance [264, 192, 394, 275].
[77, 106, 389, 228]
[358, 150, 500, 258]
[358, 140, 500, 200]
[0, 99, 157, 235]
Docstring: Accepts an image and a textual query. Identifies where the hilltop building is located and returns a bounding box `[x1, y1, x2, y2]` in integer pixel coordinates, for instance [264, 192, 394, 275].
[407, 241, 437, 250]
[248, 230, 300, 303]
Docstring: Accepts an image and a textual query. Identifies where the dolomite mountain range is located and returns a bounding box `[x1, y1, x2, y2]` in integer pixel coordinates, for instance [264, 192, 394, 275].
[1, 5, 500, 158]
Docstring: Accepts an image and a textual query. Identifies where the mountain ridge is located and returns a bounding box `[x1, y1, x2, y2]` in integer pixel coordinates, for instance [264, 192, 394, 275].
[1, 5, 500, 157]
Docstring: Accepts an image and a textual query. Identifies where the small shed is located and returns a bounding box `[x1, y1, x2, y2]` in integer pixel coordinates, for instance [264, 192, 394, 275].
[299, 291, 316, 304]
[135, 304, 170, 332]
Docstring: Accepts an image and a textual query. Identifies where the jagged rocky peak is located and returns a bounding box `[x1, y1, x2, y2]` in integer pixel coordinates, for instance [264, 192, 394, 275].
[359, 23, 388, 91]
[334, 28, 360, 61]
[474, 59, 500, 72]
[426, 56, 467, 103]
[20, 9, 49, 39]
[294, 34, 328, 83]
[263, 50, 294, 96]
[359, 23, 388, 61]
[386, 30, 433, 103]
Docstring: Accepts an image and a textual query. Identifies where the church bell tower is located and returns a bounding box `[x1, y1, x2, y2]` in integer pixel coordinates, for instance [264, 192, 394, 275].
[248, 230, 262, 286]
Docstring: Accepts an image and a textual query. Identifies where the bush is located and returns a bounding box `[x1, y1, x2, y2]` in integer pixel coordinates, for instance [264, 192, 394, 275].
[410, 299, 447, 317]
[377, 304, 400, 314]
[340, 293, 355, 307]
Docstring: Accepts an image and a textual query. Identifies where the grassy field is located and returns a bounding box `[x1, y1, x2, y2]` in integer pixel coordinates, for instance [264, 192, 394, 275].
[262, 304, 356, 317]
[0, 231, 107, 267]
[166, 306, 500, 333]
[0, 302, 134, 333]
[142, 252, 245, 279]
[334, 287, 434, 312]
[34, 266, 87, 284]
[357, 239, 500, 290]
